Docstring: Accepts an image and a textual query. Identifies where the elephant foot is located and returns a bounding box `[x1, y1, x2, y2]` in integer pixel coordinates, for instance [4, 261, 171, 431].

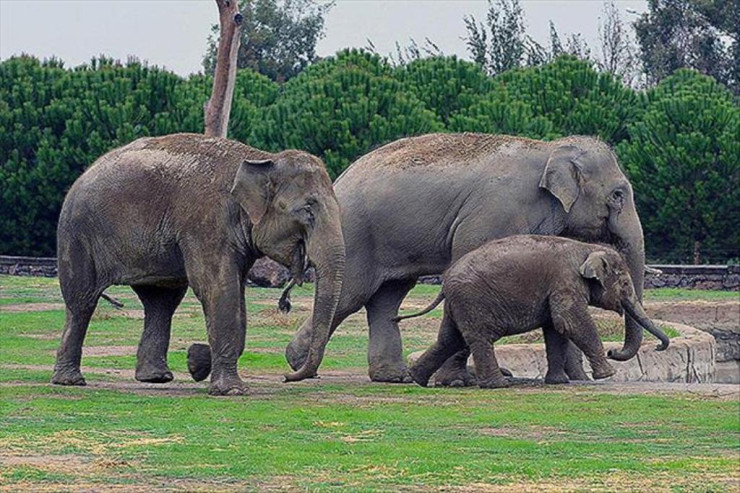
[187, 344, 213, 382]
[591, 363, 617, 380]
[369, 364, 413, 384]
[285, 340, 307, 372]
[477, 374, 509, 389]
[51, 367, 86, 386]
[408, 364, 432, 387]
[208, 374, 247, 396]
[544, 370, 570, 385]
[433, 367, 476, 387]
[564, 346, 590, 381]
[565, 365, 590, 381]
[135, 365, 174, 384]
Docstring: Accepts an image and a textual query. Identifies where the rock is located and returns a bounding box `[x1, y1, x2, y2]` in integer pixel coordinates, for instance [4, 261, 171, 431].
[715, 360, 740, 384]
[707, 328, 740, 362]
[246, 257, 316, 288]
[247, 258, 290, 288]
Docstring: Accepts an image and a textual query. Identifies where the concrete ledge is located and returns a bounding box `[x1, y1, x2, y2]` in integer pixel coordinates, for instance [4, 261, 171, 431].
[408, 320, 717, 384]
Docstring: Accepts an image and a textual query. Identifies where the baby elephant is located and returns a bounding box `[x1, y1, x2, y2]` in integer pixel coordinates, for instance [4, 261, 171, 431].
[397, 235, 669, 388]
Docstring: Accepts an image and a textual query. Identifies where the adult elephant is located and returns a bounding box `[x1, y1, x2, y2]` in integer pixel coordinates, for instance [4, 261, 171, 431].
[52, 133, 345, 395]
[285, 133, 646, 384]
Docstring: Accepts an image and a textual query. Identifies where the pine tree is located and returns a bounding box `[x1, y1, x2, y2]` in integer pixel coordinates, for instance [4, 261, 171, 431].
[617, 70, 740, 263]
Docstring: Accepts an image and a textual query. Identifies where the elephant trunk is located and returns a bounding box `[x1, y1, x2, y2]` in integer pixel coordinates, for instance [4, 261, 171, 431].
[283, 210, 345, 382]
[621, 297, 670, 351]
[607, 195, 647, 361]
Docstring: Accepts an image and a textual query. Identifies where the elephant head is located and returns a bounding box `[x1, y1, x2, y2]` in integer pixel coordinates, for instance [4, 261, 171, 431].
[231, 152, 345, 381]
[579, 250, 669, 351]
[539, 139, 646, 361]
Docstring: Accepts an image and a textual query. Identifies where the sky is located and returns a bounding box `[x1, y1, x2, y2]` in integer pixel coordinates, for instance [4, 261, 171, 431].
[0, 0, 648, 77]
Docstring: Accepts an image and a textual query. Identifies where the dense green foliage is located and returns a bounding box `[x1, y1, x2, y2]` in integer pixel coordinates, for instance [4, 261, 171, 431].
[1, 52, 737, 262]
[251, 50, 441, 177]
[0, 57, 190, 256]
[618, 70, 740, 263]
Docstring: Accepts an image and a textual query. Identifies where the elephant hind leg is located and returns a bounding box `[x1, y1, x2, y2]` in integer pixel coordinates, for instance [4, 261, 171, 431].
[409, 310, 465, 387]
[365, 279, 417, 383]
[133, 285, 187, 383]
[53, 252, 103, 386]
[432, 348, 475, 387]
[52, 302, 98, 386]
[464, 328, 508, 389]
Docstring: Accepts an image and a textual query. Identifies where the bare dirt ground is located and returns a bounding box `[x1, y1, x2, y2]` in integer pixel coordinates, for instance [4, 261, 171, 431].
[3, 361, 738, 401]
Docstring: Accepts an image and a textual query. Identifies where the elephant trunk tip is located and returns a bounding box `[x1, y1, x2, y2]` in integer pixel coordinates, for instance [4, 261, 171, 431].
[606, 348, 632, 361]
[283, 365, 318, 383]
[654, 336, 670, 352]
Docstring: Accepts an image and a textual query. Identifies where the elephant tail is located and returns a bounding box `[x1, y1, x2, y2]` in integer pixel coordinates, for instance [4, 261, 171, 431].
[393, 290, 445, 323]
[101, 293, 124, 309]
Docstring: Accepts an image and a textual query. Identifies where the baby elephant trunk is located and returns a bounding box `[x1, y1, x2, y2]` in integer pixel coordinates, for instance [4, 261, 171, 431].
[614, 298, 670, 354]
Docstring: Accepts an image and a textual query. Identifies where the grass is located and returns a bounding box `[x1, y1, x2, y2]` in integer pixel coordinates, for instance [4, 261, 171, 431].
[0, 274, 738, 491]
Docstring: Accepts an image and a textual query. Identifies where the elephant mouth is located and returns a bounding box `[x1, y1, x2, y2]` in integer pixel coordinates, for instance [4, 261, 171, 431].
[278, 240, 310, 314]
[290, 239, 309, 286]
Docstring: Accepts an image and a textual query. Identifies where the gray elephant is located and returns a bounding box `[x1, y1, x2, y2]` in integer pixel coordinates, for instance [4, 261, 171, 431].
[52, 133, 345, 395]
[285, 133, 649, 385]
[396, 235, 669, 388]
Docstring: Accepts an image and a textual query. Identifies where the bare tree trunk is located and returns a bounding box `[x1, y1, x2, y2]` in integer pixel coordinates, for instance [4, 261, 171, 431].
[693, 241, 701, 265]
[204, 0, 243, 138]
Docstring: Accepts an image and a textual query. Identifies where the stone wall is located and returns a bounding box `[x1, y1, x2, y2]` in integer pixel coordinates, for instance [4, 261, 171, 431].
[421, 265, 740, 291]
[3, 255, 737, 291]
[0, 256, 57, 277]
[644, 265, 740, 291]
[0, 255, 296, 288]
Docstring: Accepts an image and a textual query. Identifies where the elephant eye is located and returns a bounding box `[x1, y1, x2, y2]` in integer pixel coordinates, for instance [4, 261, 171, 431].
[612, 190, 624, 200]
[296, 204, 315, 227]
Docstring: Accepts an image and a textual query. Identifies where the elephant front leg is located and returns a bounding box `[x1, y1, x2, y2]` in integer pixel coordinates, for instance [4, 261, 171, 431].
[550, 298, 616, 380]
[191, 267, 248, 396]
[542, 324, 569, 384]
[366, 280, 417, 383]
[563, 341, 590, 381]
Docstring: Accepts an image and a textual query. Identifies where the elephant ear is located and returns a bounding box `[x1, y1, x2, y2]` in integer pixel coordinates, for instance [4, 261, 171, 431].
[579, 251, 609, 287]
[539, 145, 584, 213]
[230, 159, 274, 225]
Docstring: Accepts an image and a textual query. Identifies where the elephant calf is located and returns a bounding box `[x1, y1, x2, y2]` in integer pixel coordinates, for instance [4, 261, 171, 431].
[397, 235, 669, 389]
